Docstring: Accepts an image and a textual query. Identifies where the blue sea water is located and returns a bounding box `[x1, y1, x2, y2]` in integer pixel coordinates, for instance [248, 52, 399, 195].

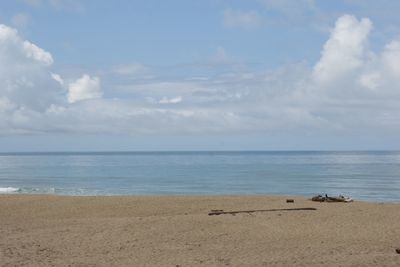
[0, 151, 399, 202]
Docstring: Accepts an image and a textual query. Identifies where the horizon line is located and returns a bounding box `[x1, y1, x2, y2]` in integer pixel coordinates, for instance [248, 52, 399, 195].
[0, 150, 399, 154]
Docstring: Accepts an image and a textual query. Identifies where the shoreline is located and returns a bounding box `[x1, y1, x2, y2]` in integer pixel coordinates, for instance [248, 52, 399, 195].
[1, 192, 398, 204]
[1, 195, 400, 266]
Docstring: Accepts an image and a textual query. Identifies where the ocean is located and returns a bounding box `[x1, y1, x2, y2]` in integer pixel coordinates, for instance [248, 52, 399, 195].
[0, 151, 399, 202]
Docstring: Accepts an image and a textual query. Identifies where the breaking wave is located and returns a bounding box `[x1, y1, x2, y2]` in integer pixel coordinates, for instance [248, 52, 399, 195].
[0, 187, 20, 193]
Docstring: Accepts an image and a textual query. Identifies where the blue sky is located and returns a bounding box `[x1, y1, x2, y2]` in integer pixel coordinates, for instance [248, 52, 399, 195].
[1, 0, 400, 151]
[2, 1, 319, 65]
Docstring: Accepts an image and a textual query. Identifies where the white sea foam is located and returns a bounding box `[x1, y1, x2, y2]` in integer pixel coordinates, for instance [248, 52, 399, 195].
[0, 187, 20, 193]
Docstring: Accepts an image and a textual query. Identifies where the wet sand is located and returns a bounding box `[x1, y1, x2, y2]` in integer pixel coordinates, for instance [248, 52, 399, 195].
[1, 195, 400, 266]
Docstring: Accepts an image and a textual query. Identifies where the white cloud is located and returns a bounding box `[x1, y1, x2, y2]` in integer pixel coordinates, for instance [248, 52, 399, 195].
[313, 15, 372, 84]
[359, 72, 381, 90]
[0, 24, 59, 112]
[67, 74, 102, 103]
[0, 24, 102, 134]
[51, 72, 64, 86]
[159, 96, 183, 104]
[23, 41, 54, 65]
[223, 9, 262, 30]
[381, 40, 400, 78]
[0, 24, 53, 66]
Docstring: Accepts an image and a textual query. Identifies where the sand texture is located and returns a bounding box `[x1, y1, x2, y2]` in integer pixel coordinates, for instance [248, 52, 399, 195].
[1, 195, 400, 266]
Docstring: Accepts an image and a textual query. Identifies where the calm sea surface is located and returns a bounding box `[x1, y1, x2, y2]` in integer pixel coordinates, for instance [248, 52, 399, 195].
[0, 151, 399, 202]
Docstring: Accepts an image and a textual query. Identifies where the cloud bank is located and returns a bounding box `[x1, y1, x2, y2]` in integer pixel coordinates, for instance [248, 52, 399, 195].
[1, 14, 400, 136]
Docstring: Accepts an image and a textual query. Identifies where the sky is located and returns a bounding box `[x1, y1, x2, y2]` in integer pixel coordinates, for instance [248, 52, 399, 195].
[1, 0, 400, 151]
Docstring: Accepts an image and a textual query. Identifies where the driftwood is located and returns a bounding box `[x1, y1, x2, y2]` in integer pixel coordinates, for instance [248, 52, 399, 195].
[208, 207, 317, 216]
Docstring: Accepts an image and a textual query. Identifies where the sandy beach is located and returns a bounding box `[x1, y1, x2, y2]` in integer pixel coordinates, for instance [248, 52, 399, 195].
[1, 195, 400, 266]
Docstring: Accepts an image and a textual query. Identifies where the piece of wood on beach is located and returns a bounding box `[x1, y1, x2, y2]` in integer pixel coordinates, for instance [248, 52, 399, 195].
[208, 207, 317, 216]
